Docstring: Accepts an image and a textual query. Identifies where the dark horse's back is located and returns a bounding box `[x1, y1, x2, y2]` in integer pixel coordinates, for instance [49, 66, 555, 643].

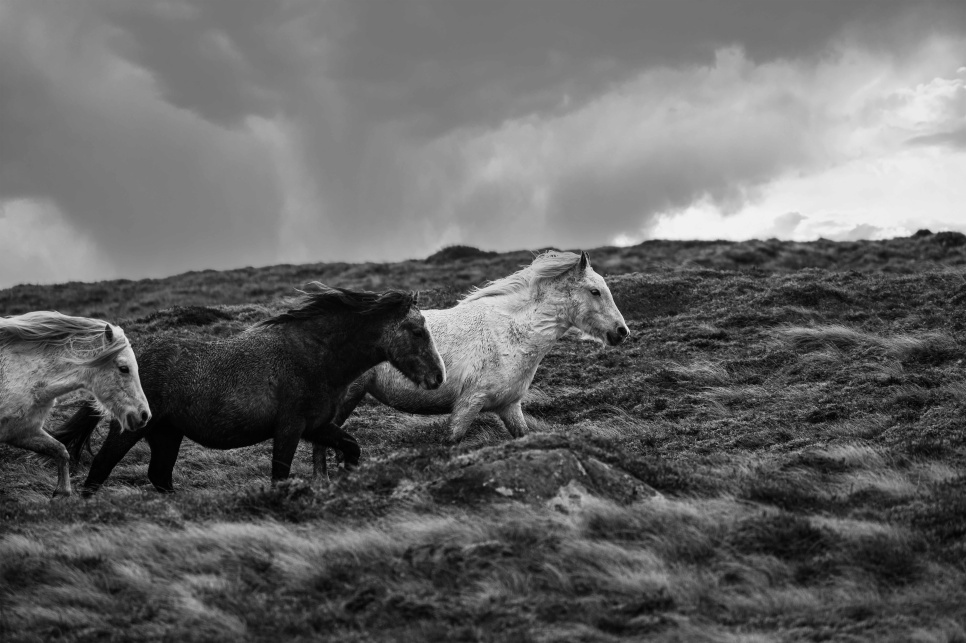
[52, 327, 300, 494]
[139, 332, 292, 449]
[57, 329, 294, 453]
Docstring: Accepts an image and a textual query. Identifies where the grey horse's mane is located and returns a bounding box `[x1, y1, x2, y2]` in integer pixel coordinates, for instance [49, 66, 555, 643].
[257, 282, 418, 327]
[460, 250, 581, 304]
[0, 311, 128, 367]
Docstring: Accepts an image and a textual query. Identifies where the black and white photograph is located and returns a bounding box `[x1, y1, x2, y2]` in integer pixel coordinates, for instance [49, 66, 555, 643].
[2, 1, 966, 640]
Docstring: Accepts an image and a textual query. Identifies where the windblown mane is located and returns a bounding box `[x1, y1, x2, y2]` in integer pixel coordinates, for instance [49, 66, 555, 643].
[459, 250, 581, 304]
[0, 311, 128, 367]
[257, 283, 417, 326]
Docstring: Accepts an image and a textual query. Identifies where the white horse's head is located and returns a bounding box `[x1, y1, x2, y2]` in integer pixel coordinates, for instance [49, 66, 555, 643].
[84, 324, 152, 432]
[556, 251, 629, 346]
[459, 249, 629, 345]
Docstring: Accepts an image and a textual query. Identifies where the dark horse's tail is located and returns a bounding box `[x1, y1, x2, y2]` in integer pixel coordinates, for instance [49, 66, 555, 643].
[51, 400, 105, 464]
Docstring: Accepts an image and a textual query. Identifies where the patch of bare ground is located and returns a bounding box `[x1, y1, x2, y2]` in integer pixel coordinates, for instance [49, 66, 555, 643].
[4, 237, 966, 641]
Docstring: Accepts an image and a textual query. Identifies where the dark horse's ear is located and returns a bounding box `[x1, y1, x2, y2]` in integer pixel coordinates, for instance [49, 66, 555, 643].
[578, 251, 591, 272]
[104, 324, 114, 342]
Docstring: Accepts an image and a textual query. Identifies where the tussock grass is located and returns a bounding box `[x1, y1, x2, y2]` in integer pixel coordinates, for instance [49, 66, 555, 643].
[779, 325, 960, 365]
[666, 359, 732, 386]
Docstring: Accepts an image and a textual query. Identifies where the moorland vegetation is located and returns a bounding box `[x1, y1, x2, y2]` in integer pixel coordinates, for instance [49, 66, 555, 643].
[2, 232, 966, 642]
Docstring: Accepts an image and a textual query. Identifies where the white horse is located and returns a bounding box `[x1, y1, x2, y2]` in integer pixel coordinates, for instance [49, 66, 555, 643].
[0, 311, 151, 497]
[334, 250, 629, 442]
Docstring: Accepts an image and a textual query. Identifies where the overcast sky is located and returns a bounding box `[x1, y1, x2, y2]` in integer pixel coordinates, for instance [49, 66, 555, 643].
[2, 1, 965, 287]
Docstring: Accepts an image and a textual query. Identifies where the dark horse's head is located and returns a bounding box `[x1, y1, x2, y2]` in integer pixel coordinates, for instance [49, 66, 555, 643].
[273, 282, 446, 390]
[381, 292, 446, 390]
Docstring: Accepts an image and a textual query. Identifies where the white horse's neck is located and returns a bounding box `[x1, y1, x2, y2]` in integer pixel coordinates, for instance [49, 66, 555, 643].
[481, 289, 573, 353]
[31, 353, 93, 406]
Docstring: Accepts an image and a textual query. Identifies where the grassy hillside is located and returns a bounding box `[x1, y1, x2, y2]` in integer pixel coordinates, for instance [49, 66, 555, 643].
[3, 231, 965, 320]
[3, 235, 966, 642]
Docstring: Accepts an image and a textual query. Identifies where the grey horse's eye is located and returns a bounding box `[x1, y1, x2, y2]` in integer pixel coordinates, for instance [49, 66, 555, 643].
[411, 327, 426, 339]
[590, 288, 601, 297]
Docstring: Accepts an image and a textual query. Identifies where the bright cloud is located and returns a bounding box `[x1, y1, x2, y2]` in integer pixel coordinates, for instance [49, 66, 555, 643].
[0, 199, 115, 286]
[413, 39, 966, 250]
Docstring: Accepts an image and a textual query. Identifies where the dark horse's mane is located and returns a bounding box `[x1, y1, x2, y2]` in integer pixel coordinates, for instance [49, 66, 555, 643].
[256, 282, 417, 327]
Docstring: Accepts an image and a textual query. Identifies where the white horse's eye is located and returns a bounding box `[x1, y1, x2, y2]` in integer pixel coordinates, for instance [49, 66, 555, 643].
[590, 288, 601, 297]
[118, 364, 130, 374]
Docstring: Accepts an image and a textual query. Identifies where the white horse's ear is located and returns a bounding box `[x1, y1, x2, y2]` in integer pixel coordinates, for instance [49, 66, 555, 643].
[104, 324, 114, 343]
[578, 251, 591, 272]
[413, 291, 420, 306]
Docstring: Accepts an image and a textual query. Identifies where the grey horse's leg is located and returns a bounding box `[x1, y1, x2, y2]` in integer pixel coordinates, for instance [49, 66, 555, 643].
[448, 392, 488, 442]
[497, 401, 529, 439]
[10, 429, 73, 497]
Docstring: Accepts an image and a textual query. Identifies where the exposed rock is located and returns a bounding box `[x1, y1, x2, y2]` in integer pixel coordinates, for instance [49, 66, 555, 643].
[547, 480, 595, 515]
[431, 437, 660, 506]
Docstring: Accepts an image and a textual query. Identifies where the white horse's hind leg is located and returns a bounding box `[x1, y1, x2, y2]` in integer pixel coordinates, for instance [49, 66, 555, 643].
[497, 401, 529, 439]
[10, 429, 73, 497]
[448, 393, 487, 442]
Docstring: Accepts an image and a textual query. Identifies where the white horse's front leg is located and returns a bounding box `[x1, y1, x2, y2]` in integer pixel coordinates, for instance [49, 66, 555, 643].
[497, 401, 529, 439]
[448, 393, 487, 442]
[11, 429, 73, 498]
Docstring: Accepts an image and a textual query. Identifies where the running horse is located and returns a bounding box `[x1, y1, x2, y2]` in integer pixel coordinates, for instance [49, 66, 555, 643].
[0, 311, 151, 497]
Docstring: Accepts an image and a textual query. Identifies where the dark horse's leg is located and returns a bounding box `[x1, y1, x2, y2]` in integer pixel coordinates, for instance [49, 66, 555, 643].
[303, 423, 361, 481]
[146, 423, 185, 493]
[82, 418, 148, 497]
[333, 375, 370, 427]
[271, 415, 305, 483]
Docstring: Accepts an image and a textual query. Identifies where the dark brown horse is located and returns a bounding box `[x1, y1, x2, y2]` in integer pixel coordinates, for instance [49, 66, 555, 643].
[53, 283, 446, 495]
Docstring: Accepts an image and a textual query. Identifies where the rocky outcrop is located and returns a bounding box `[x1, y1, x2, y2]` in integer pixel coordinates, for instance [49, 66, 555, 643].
[430, 433, 660, 507]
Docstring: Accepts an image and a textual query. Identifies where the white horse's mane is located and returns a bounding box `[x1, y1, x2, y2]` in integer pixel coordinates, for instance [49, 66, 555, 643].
[459, 250, 581, 305]
[0, 311, 128, 367]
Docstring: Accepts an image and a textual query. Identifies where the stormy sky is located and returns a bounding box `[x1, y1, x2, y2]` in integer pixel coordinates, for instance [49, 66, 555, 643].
[1, 1, 965, 288]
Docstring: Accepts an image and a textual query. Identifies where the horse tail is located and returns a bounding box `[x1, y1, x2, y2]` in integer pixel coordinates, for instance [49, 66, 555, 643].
[334, 370, 373, 427]
[50, 400, 105, 465]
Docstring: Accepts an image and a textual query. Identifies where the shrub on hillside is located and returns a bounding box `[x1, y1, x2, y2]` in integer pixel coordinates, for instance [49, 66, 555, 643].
[424, 245, 498, 264]
[932, 231, 966, 248]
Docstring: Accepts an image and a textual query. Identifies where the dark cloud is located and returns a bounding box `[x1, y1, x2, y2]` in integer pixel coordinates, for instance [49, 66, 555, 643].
[324, 0, 904, 137]
[1, 0, 965, 286]
[95, 0, 947, 136]
[0, 2, 283, 277]
[97, 1, 318, 126]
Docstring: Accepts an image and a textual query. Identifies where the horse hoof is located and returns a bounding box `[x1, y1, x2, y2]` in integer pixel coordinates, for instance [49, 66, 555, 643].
[51, 491, 71, 500]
